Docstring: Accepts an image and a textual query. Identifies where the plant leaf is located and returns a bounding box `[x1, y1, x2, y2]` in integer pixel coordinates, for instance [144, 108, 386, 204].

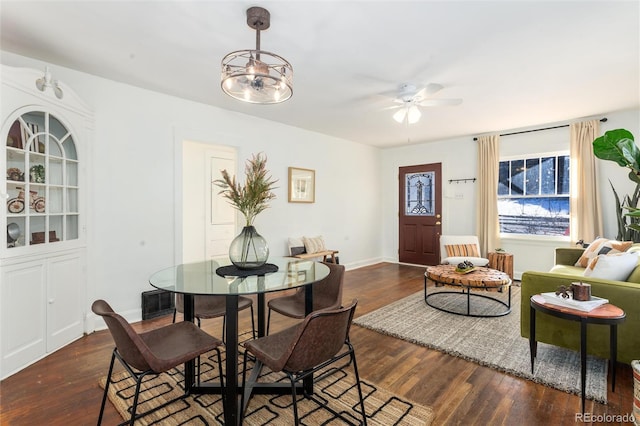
[593, 128, 637, 168]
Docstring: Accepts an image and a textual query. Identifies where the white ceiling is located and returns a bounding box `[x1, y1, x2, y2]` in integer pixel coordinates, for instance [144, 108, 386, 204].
[1, 1, 638, 148]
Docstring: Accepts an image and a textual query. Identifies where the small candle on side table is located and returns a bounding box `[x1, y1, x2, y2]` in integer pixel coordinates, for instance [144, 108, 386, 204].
[572, 282, 591, 301]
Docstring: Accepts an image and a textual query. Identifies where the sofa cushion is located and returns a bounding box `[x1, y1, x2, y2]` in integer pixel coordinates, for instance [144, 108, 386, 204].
[549, 264, 586, 276]
[574, 238, 633, 268]
[584, 252, 639, 281]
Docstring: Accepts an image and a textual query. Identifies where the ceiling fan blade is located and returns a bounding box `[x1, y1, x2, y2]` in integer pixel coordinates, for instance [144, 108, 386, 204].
[414, 83, 443, 101]
[424, 83, 443, 96]
[381, 104, 402, 111]
[417, 98, 463, 107]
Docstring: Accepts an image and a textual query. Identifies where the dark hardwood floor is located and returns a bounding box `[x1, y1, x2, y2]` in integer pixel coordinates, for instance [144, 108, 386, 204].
[0, 262, 634, 425]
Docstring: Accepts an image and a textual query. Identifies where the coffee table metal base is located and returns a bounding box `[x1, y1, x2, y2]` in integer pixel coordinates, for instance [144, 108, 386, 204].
[424, 286, 512, 317]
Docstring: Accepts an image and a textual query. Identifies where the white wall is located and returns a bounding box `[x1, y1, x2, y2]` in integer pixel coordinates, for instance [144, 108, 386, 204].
[381, 108, 640, 278]
[2, 51, 638, 320]
[1, 52, 382, 322]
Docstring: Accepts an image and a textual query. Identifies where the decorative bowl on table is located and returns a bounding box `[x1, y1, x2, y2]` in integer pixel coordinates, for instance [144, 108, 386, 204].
[455, 260, 476, 274]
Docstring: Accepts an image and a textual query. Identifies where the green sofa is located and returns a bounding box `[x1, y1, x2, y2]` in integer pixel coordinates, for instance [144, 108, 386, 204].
[521, 245, 640, 365]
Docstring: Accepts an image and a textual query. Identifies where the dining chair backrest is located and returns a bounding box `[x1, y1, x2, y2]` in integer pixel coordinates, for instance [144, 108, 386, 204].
[175, 293, 225, 315]
[281, 299, 357, 373]
[92, 299, 153, 372]
[294, 261, 345, 310]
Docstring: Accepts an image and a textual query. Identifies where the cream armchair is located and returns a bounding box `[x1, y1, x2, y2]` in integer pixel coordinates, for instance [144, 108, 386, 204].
[439, 235, 489, 266]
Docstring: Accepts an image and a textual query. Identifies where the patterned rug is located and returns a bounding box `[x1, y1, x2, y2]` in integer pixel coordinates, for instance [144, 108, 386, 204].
[353, 286, 608, 403]
[100, 335, 434, 425]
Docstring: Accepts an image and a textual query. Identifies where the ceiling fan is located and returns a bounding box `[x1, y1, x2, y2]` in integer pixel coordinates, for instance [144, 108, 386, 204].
[381, 83, 462, 124]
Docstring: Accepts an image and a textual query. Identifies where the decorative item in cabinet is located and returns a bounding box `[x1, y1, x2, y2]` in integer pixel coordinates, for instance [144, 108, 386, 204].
[29, 164, 45, 183]
[6, 223, 21, 248]
[28, 190, 45, 213]
[31, 231, 59, 245]
[23, 121, 45, 154]
[6, 167, 24, 182]
[6, 187, 26, 214]
[6, 120, 24, 149]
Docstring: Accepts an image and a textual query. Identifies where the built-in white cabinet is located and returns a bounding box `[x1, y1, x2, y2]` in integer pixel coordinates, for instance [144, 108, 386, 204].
[1, 65, 92, 379]
[1, 252, 84, 376]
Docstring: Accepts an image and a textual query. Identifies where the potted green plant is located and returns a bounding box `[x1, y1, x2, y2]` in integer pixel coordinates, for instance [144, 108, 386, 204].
[213, 153, 277, 269]
[29, 164, 45, 183]
[592, 129, 640, 240]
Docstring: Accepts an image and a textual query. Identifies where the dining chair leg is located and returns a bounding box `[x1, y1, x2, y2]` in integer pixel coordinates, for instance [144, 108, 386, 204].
[97, 350, 117, 426]
[266, 308, 272, 335]
[129, 376, 144, 425]
[350, 349, 368, 425]
[288, 373, 301, 425]
[249, 305, 256, 339]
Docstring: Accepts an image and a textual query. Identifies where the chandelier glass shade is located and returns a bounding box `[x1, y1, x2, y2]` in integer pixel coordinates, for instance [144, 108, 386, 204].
[221, 7, 293, 104]
[221, 50, 293, 104]
[393, 105, 421, 124]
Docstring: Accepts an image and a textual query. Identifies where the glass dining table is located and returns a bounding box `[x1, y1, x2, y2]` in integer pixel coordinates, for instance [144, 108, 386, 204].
[149, 256, 330, 426]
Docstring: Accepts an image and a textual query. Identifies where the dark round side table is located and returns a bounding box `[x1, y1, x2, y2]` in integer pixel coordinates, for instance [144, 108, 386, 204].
[529, 294, 626, 413]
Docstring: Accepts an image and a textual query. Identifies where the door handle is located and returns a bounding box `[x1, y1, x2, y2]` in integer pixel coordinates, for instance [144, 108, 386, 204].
[436, 221, 441, 225]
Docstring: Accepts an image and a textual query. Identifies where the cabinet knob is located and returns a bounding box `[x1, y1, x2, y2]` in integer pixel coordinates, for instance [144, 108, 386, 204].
[48, 299, 55, 304]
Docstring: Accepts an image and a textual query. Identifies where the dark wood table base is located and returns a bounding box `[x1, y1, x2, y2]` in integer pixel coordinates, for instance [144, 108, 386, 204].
[529, 294, 626, 413]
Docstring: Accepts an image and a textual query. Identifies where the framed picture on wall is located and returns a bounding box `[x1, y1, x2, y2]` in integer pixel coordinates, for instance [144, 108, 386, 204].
[288, 167, 315, 203]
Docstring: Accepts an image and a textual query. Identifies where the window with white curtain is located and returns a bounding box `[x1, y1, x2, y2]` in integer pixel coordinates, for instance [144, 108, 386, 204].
[497, 152, 570, 236]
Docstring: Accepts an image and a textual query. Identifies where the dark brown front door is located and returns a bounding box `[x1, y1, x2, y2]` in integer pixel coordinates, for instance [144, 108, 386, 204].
[399, 163, 442, 265]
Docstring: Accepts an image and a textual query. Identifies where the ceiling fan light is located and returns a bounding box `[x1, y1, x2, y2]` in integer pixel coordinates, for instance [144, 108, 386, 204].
[393, 109, 407, 123]
[407, 106, 421, 124]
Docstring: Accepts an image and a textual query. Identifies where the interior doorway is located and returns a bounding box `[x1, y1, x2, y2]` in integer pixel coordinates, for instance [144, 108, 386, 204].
[398, 163, 442, 265]
[182, 141, 237, 263]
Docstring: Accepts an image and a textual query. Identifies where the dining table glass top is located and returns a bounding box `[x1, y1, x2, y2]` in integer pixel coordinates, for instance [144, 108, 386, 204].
[149, 256, 330, 296]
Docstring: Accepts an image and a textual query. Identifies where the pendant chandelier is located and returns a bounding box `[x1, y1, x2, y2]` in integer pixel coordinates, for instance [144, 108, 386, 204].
[221, 7, 293, 104]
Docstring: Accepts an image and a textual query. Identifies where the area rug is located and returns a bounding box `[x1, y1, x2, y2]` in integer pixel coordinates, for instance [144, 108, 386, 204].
[100, 342, 434, 425]
[353, 286, 608, 403]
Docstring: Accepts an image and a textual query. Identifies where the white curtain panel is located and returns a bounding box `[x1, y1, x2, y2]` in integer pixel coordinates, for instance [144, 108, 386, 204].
[476, 134, 501, 256]
[570, 120, 603, 244]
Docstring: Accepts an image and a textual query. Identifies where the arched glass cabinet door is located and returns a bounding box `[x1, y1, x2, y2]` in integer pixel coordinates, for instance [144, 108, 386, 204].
[5, 110, 79, 248]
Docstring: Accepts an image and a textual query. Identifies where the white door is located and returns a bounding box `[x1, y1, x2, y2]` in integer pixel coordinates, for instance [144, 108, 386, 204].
[206, 152, 236, 258]
[1, 259, 46, 378]
[182, 141, 236, 262]
[47, 253, 84, 351]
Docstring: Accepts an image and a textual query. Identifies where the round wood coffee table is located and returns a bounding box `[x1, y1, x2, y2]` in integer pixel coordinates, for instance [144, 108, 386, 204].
[424, 264, 512, 317]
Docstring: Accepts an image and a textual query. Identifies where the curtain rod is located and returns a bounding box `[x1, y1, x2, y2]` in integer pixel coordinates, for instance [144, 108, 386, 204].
[473, 117, 608, 141]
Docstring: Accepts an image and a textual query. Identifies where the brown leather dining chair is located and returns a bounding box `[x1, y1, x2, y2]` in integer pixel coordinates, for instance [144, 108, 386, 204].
[173, 294, 256, 341]
[241, 299, 367, 425]
[92, 299, 224, 425]
[266, 261, 344, 334]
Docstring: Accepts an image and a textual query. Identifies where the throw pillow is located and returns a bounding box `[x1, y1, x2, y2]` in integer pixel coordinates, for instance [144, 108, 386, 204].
[583, 252, 639, 281]
[574, 238, 633, 268]
[288, 237, 306, 256]
[303, 236, 326, 254]
[445, 244, 480, 258]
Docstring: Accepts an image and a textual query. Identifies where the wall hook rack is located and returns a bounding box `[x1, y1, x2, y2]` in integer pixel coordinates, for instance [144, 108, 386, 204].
[448, 178, 476, 184]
